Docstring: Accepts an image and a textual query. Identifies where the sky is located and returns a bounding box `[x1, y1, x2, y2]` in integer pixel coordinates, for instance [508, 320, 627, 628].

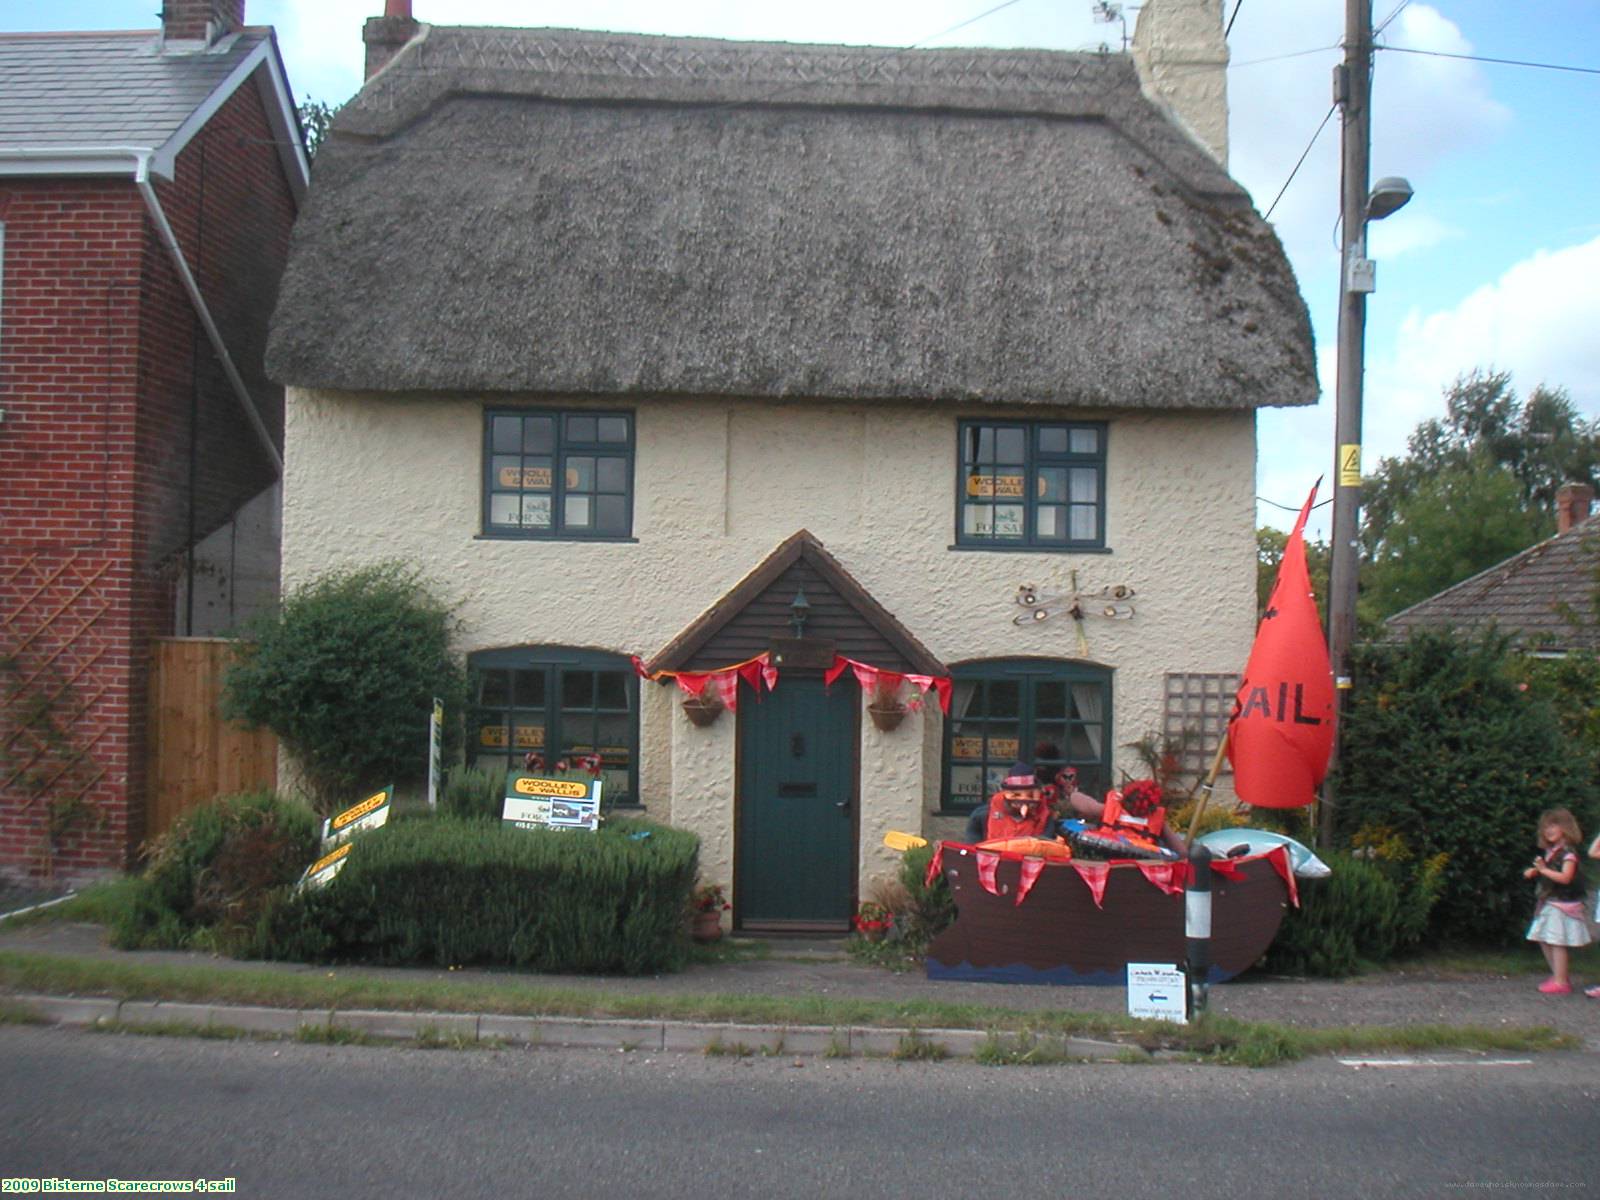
[7, 0, 1599, 539]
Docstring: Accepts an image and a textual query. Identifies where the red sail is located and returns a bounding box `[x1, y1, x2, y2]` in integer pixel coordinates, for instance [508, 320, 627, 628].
[1227, 483, 1335, 808]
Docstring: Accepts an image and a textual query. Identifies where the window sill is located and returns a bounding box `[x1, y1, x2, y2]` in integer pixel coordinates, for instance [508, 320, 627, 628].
[947, 543, 1111, 554]
[476, 533, 640, 544]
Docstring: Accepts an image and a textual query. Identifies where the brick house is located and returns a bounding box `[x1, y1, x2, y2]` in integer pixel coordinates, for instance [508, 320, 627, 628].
[0, 0, 307, 883]
[268, 1, 1316, 931]
[1385, 483, 1600, 654]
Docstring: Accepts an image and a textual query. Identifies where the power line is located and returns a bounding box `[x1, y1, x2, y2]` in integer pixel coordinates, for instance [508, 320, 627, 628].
[1379, 43, 1600, 76]
[910, 0, 1026, 49]
[1263, 103, 1337, 221]
[1224, 0, 1245, 39]
[1258, 494, 1334, 514]
[1232, 44, 1339, 69]
[1372, 0, 1412, 39]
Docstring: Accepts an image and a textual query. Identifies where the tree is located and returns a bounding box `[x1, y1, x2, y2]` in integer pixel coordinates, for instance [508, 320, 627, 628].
[1256, 524, 1330, 619]
[1361, 369, 1600, 563]
[296, 98, 342, 160]
[223, 563, 465, 812]
[1360, 458, 1546, 621]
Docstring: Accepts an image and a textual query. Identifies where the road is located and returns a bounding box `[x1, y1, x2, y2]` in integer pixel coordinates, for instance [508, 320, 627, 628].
[1, 1027, 1595, 1199]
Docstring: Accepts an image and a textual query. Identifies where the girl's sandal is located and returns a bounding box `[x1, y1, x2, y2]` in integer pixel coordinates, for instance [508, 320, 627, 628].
[1585, 985, 1600, 999]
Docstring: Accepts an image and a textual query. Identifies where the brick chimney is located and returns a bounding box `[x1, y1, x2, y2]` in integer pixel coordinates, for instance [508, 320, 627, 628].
[1556, 482, 1594, 535]
[364, 0, 420, 80]
[162, 0, 246, 45]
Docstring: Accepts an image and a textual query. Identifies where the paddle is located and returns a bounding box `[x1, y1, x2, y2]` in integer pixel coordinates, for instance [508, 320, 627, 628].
[882, 830, 929, 852]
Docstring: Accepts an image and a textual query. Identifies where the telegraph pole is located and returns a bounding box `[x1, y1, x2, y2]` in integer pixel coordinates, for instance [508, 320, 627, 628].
[1322, 0, 1374, 848]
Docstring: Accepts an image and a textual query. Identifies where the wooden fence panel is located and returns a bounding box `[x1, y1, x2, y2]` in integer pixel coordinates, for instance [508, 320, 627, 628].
[147, 638, 277, 840]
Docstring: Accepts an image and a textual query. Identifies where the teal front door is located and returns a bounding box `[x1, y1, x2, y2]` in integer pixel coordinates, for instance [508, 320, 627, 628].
[737, 676, 857, 930]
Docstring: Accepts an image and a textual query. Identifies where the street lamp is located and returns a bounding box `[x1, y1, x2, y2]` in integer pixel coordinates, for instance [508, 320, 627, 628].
[1365, 176, 1413, 222]
[1322, 0, 1413, 848]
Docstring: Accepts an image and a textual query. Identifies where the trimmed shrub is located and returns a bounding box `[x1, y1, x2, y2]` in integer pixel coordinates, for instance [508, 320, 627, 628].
[1337, 629, 1599, 945]
[439, 764, 504, 821]
[1262, 852, 1400, 977]
[892, 842, 955, 953]
[1262, 840, 1446, 977]
[111, 792, 318, 953]
[258, 816, 699, 974]
[223, 562, 466, 814]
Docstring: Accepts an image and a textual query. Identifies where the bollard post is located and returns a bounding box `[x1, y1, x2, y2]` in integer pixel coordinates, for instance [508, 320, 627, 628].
[1185, 844, 1213, 1019]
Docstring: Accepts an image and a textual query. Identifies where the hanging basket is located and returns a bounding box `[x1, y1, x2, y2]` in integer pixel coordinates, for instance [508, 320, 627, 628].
[681, 693, 724, 727]
[866, 702, 907, 732]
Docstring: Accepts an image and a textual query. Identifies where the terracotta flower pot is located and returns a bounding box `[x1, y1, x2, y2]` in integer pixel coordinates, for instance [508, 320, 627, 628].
[691, 909, 724, 943]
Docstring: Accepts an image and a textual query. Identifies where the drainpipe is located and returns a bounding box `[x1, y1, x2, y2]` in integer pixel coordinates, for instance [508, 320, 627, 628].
[134, 152, 283, 475]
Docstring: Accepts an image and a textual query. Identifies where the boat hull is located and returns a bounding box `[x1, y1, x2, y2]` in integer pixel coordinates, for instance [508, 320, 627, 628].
[925, 846, 1291, 986]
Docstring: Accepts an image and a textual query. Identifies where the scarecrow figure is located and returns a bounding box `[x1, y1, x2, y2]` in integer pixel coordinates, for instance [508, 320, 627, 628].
[1062, 778, 1189, 860]
[967, 761, 1059, 843]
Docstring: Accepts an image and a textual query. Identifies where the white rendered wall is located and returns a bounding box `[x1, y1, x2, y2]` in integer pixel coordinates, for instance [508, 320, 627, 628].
[1132, 0, 1230, 168]
[282, 389, 1260, 897]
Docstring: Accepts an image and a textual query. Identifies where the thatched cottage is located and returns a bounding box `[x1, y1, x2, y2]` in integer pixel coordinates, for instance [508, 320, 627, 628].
[265, 0, 1316, 932]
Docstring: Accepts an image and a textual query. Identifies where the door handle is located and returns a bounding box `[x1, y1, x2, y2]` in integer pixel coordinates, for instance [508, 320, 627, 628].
[834, 799, 851, 813]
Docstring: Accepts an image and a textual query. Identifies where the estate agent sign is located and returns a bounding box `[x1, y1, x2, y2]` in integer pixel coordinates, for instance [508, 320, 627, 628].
[320, 784, 393, 852]
[502, 773, 602, 832]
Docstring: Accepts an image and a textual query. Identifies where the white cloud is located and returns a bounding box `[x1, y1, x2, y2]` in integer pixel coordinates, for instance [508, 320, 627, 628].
[1375, 233, 1600, 437]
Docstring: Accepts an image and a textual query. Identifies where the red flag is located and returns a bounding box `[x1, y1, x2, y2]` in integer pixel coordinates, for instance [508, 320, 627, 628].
[1227, 482, 1335, 808]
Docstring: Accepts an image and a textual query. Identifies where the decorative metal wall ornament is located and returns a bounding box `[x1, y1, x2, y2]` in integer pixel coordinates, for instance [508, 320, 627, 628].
[1011, 570, 1135, 656]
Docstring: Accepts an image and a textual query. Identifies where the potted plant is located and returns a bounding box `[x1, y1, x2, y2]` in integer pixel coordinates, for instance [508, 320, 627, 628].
[851, 899, 893, 941]
[681, 689, 724, 727]
[690, 882, 730, 942]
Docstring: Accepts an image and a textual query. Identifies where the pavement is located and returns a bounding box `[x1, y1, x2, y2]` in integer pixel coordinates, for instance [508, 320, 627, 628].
[3, 913, 1599, 1059]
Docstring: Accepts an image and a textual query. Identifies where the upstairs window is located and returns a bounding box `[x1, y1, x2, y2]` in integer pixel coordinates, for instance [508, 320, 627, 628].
[484, 410, 634, 539]
[957, 421, 1106, 550]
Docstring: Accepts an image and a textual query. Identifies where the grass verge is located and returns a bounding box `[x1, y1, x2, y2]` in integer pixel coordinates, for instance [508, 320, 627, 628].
[0, 948, 1577, 1066]
[0, 880, 141, 929]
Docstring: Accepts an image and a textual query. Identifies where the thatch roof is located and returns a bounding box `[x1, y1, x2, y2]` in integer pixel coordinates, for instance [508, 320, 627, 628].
[266, 26, 1315, 410]
[1384, 517, 1600, 654]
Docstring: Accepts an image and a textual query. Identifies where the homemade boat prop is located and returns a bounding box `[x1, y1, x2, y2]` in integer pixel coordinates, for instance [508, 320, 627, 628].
[922, 838, 1297, 986]
[920, 482, 1336, 986]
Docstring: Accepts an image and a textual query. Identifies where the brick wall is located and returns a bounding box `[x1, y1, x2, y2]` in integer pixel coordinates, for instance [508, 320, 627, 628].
[0, 65, 296, 882]
[0, 180, 144, 882]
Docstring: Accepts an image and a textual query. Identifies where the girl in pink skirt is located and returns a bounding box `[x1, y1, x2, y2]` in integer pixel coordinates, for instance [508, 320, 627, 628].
[1523, 808, 1589, 995]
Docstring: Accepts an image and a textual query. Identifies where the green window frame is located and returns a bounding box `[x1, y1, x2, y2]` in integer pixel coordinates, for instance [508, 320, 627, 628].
[483, 409, 634, 539]
[956, 420, 1106, 550]
[467, 648, 640, 808]
[941, 659, 1112, 815]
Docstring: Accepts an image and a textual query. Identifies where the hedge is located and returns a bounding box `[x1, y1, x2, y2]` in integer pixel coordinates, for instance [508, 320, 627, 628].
[110, 791, 318, 953]
[259, 816, 700, 975]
